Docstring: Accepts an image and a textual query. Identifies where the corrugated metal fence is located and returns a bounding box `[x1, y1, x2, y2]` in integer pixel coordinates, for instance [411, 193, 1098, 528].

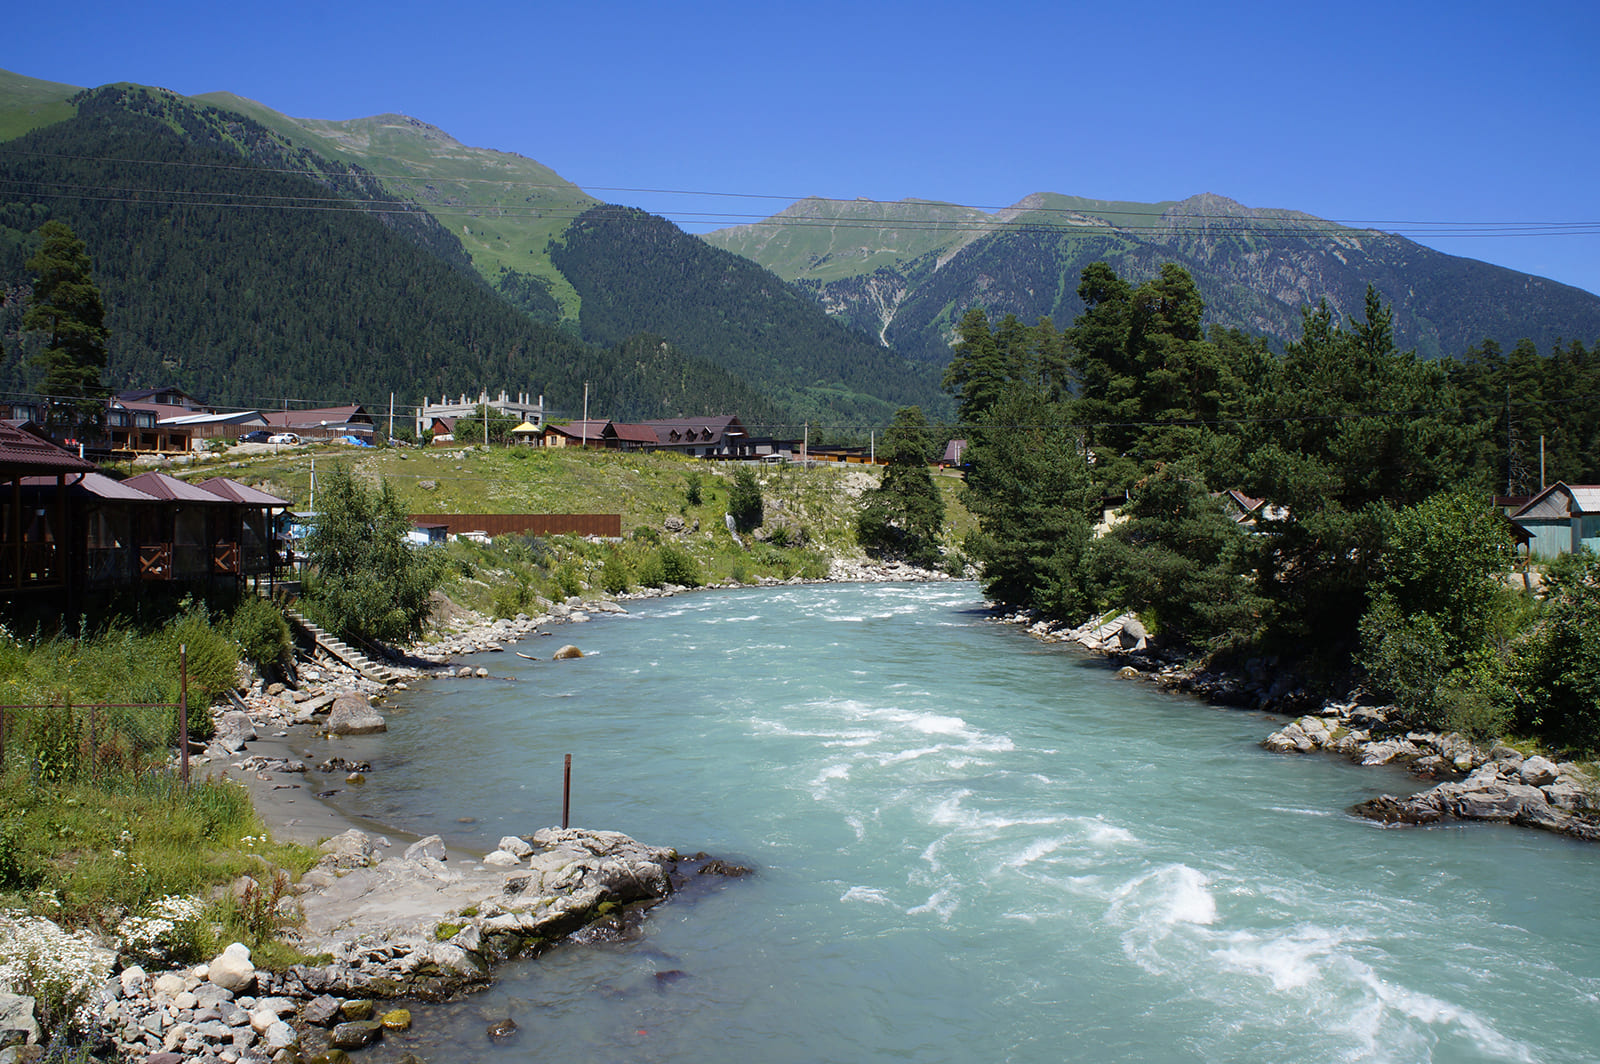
[408, 514, 623, 538]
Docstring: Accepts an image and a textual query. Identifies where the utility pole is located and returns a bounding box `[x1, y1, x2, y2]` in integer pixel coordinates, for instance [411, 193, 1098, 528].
[582, 381, 590, 448]
[802, 422, 808, 466]
[388, 393, 394, 443]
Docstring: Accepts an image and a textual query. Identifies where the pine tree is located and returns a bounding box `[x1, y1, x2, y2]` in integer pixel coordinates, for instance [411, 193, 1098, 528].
[856, 406, 946, 566]
[23, 221, 108, 428]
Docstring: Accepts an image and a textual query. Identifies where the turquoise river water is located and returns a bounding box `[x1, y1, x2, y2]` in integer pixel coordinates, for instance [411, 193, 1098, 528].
[317, 581, 1600, 1063]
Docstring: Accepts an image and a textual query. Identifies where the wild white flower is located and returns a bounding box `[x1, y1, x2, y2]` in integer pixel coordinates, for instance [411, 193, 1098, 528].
[0, 912, 112, 1034]
[116, 894, 206, 961]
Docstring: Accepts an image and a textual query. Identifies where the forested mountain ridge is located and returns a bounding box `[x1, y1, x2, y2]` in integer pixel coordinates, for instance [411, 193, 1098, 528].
[0, 69, 940, 427]
[705, 192, 1600, 363]
[550, 206, 948, 425]
[0, 84, 790, 427]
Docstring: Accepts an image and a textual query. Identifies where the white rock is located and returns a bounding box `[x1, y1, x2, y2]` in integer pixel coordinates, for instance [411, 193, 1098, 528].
[207, 943, 256, 992]
[151, 972, 186, 999]
[483, 850, 521, 868]
[404, 834, 447, 862]
[263, 1019, 299, 1052]
[119, 965, 148, 997]
[497, 835, 533, 857]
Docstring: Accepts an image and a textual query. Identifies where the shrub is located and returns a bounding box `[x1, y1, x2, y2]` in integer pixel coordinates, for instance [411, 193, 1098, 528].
[657, 544, 701, 588]
[229, 596, 290, 671]
[491, 579, 533, 620]
[635, 550, 666, 588]
[685, 473, 703, 507]
[600, 552, 631, 595]
[164, 610, 233, 740]
[1512, 550, 1600, 751]
[728, 466, 764, 533]
[1358, 597, 1452, 729]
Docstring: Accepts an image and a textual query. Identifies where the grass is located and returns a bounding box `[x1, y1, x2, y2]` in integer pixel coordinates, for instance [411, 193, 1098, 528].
[165, 443, 976, 615]
[0, 606, 322, 998]
[0, 766, 317, 950]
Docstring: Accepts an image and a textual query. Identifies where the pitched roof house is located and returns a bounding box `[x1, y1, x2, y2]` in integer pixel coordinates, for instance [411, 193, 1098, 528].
[1509, 483, 1600, 557]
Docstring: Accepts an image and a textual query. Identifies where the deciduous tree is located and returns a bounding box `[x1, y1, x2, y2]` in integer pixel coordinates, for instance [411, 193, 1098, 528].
[303, 468, 444, 644]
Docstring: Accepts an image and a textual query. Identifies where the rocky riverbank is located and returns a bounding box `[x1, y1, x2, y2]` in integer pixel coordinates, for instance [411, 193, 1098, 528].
[993, 606, 1600, 843]
[75, 827, 746, 1063]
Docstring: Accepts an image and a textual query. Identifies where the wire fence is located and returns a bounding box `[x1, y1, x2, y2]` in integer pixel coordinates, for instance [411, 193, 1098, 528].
[0, 701, 184, 786]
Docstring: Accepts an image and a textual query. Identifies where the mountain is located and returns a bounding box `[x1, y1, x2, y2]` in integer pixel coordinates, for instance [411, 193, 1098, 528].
[0, 81, 788, 426]
[0, 70, 938, 429]
[704, 192, 1600, 363]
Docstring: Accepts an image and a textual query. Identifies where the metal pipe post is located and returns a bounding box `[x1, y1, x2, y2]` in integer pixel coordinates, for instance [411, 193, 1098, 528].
[562, 753, 572, 829]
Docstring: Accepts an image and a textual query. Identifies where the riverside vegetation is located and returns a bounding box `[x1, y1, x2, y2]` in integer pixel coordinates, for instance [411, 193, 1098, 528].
[949, 261, 1600, 759]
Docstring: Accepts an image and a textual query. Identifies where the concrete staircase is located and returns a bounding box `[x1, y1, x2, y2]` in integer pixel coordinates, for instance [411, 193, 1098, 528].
[281, 606, 396, 685]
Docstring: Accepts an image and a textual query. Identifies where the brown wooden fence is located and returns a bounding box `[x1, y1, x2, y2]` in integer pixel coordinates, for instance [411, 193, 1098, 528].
[408, 514, 623, 538]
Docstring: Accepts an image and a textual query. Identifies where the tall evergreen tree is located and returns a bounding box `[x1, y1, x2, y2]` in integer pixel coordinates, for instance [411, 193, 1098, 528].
[856, 406, 946, 566]
[23, 220, 108, 427]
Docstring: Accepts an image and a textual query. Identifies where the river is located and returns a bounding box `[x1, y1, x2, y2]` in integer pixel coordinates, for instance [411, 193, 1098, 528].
[318, 581, 1600, 1063]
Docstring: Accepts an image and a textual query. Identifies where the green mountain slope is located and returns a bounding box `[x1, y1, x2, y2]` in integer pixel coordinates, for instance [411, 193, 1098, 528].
[707, 192, 1600, 362]
[191, 93, 597, 322]
[0, 69, 78, 140]
[549, 205, 950, 426]
[0, 85, 788, 427]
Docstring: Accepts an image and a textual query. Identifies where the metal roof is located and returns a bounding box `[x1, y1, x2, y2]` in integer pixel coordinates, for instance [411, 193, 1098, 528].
[1510, 483, 1600, 519]
[21, 471, 159, 502]
[198, 477, 291, 506]
[123, 471, 230, 503]
[0, 422, 96, 475]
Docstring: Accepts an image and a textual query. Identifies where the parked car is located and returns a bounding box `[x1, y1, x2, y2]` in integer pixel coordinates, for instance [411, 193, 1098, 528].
[237, 430, 272, 443]
[267, 432, 300, 445]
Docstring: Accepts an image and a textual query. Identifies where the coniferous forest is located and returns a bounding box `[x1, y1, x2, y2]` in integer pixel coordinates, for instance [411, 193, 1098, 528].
[950, 261, 1600, 751]
[0, 87, 791, 426]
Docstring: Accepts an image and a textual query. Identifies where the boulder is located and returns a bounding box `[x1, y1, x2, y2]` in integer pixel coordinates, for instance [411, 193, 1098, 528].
[497, 835, 534, 858]
[263, 1020, 299, 1053]
[338, 999, 374, 1022]
[213, 710, 256, 752]
[330, 1020, 382, 1050]
[326, 693, 386, 735]
[404, 835, 447, 862]
[299, 995, 342, 1027]
[0, 994, 39, 1047]
[208, 943, 256, 993]
[1518, 755, 1559, 787]
[318, 829, 378, 869]
[483, 850, 521, 868]
[552, 644, 583, 660]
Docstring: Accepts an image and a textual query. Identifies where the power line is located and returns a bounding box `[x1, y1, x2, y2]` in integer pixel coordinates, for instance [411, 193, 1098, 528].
[3, 147, 1597, 240]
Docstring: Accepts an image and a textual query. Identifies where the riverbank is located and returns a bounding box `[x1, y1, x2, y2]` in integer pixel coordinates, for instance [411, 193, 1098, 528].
[992, 605, 1600, 843]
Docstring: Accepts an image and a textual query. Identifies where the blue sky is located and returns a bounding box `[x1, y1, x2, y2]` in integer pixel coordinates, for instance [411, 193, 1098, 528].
[7, 0, 1599, 301]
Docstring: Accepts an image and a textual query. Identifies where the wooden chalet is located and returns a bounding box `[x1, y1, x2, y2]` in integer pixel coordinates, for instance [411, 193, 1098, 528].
[0, 422, 96, 596]
[121, 472, 236, 582]
[197, 478, 293, 584]
[541, 420, 611, 448]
